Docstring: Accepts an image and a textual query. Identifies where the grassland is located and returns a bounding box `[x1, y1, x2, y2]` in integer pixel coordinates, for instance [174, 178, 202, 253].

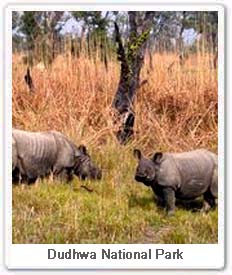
[12, 51, 218, 244]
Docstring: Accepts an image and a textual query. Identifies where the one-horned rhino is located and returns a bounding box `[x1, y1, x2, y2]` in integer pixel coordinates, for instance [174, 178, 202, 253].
[12, 129, 102, 184]
[133, 149, 218, 215]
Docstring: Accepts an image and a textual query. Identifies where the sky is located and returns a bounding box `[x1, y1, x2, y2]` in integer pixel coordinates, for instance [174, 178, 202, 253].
[59, 15, 198, 46]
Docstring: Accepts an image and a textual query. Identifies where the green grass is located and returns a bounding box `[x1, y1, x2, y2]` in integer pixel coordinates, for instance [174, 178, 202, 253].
[12, 142, 218, 244]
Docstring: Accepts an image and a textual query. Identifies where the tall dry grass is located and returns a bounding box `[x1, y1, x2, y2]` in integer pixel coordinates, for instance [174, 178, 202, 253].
[13, 51, 217, 154]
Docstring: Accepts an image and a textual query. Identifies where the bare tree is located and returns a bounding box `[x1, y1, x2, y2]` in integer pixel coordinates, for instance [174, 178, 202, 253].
[112, 12, 155, 144]
[24, 67, 35, 93]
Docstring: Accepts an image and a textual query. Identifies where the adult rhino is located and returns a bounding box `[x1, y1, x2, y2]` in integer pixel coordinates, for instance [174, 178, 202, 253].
[12, 129, 102, 184]
[133, 149, 218, 215]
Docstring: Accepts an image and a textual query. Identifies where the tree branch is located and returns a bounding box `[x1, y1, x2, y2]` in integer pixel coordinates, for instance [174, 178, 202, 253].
[114, 21, 131, 85]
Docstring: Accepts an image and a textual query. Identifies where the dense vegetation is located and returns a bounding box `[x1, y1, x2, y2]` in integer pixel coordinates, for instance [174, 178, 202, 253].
[12, 11, 218, 244]
[13, 50, 218, 243]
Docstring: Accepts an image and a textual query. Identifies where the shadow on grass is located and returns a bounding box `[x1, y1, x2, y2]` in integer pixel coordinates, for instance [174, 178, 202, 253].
[176, 199, 203, 212]
[129, 193, 204, 212]
[128, 194, 155, 209]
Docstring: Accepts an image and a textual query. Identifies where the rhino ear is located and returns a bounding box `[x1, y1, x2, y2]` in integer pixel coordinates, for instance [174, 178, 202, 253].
[152, 152, 163, 164]
[133, 149, 142, 160]
[78, 145, 87, 155]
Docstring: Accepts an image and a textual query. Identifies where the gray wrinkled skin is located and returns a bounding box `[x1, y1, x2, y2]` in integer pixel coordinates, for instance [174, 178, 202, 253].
[133, 149, 218, 215]
[12, 129, 101, 184]
[12, 136, 18, 170]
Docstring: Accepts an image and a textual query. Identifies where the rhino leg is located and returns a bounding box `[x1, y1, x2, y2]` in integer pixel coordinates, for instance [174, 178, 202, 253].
[27, 177, 37, 185]
[163, 187, 176, 215]
[55, 167, 74, 183]
[151, 184, 165, 207]
[203, 190, 217, 211]
[157, 196, 165, 207]
[202, 167, 218, 212]
[12, 167, 21, 184]
[20, 174, 37, 185]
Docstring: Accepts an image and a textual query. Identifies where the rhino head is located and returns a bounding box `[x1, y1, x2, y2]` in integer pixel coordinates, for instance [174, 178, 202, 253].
[74, 145, 102, 180]
[133, 149, 163, 186]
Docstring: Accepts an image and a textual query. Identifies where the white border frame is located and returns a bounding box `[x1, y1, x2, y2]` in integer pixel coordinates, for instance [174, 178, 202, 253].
[4, 3, 225, 270]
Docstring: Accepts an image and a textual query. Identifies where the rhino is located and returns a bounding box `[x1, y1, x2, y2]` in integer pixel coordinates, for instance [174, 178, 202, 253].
[12, 129, 102, 184]
[133, 149, 218, 215]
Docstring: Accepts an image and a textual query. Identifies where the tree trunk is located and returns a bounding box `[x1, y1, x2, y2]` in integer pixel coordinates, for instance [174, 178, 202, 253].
[112, 12, 154, 144]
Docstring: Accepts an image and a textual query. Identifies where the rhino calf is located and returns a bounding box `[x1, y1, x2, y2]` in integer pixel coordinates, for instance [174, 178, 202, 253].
[133, 149, 218, 215]
[12, 129, 102, 184]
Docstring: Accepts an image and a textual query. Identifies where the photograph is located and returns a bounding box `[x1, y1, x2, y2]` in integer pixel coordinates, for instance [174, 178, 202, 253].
[12, 10, 219, 245]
